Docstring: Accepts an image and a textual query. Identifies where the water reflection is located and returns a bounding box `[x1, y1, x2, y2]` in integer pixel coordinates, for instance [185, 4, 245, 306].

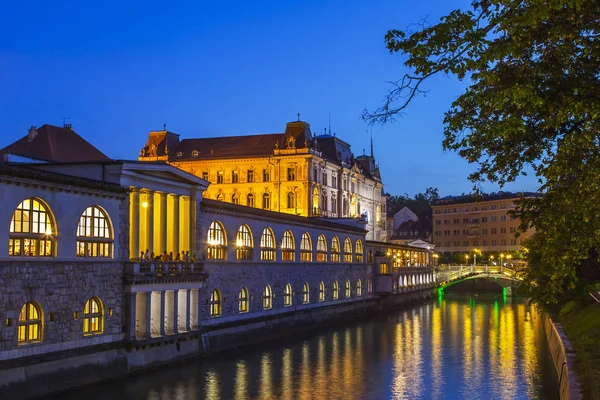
[62, 296, 558, 400]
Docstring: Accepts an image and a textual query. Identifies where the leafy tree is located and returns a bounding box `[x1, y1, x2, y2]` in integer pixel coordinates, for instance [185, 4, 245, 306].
[365, 1, 600, 307]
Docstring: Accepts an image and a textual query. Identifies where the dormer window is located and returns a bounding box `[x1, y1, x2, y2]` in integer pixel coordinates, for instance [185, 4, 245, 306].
[176, 152, 182, 158]
[192, 150, 199, 158]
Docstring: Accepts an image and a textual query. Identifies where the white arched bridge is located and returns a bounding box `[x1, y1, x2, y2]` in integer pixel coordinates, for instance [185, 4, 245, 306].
[437, 265, 521, 295]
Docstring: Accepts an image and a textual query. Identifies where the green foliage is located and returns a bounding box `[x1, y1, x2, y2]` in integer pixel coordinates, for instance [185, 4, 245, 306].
[387, 187, 439, 219]
[366, 0, 600, 307]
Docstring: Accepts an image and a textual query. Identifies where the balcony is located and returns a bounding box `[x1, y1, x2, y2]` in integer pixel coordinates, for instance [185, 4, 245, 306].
[125, 262, 208, 283]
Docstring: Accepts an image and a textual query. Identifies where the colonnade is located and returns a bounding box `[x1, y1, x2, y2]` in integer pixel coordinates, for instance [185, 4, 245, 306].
[396, 273, 435, 289]
[131, 288, 201, 339]
[129, 188, 197, 259]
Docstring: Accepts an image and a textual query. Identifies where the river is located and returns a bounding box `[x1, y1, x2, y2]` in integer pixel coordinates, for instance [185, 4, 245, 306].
[62, 295, 558, 399]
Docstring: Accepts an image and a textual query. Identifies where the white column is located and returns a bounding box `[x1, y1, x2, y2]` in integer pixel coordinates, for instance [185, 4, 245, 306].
[145, 291, 152, 338]
[171, 194, 180, 254]
[159, 192, 168, 254]
[160, 291, 166, 336]
[173, 289, 179, 334]
[129, 188, 140, 259]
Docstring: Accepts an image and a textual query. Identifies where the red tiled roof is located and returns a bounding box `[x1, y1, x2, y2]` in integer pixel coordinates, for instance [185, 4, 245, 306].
[1, 124, 110, 163]
[173, 133, 285, 160]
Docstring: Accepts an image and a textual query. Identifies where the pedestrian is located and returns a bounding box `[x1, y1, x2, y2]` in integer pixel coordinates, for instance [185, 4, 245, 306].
[168, 251, 173, 261]
[175, 252, 181, 262]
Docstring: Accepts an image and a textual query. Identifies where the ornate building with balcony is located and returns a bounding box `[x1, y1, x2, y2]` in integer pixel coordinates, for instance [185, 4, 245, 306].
[431, 192, 538, 257]
[137, 120, 386, 241]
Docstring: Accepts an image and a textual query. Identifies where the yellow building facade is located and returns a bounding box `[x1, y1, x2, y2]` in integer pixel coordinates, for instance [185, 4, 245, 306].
[138, 120, 386, 241]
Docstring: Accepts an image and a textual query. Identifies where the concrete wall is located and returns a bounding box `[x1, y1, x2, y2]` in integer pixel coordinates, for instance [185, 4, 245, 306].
[541, 313, 582, 400]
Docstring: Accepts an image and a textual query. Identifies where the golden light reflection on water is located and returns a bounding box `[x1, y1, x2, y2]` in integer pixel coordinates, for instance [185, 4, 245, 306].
[65, 296, 558, 400]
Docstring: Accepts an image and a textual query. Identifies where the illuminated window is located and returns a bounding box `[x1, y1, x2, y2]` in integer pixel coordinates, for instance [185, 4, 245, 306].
[345, 280, 351, 298]
[284, 283, 292, 307]
[207, 221, 226, 260]
[357, 279, 362, 296]
[355, 239, 364, 262]
[232, 194, 239, 204]
[235, 224, 253, 260]
[263, 285, 273, 310]
[300, 232, 312, 262]
[331, 236, 340, 262]
[210, 289, 221, 317]
[77, 206, 112, 258]
[343, 237, 353, 262]
[287, 167, 295, 181]
[319, 281, 325, 302]
[83, 297, 103, 335]
[238, 287, 249, 313]
[9, 198, 55, 257]
[247, 193, 254, 207]
[287, 192, 296, 209]
[368, 278, 373, 293]
[191, 150, 199, 158]
[247, 169, 254, 183]
[17, 302, 42, 344]
[260, 227, 276, 261]
[217, 171, 224, 184]
[302, 282, 310, 304]
[232, 170, 239, 183]
[332, 281, 339, 300]
[281, 230, 295, 261]
[263, 169, 270, 182]
[379, 263, 389, 274]
[262, 193, 271, 210]
[316, 234, 327, 262]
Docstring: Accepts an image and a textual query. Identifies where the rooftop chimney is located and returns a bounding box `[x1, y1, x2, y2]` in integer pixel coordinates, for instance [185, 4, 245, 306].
[63, 123, 72, 129]
[27, 126, 38, 142]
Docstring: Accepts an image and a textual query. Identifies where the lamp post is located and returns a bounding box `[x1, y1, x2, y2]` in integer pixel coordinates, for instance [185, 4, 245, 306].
[500, 253, 505, 266]
[465, 254, 469, 266]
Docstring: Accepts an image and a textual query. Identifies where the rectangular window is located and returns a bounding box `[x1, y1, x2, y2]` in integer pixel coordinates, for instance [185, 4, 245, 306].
[202, 171, 209, 181]
[492, 240, 497, 246]
[482, 229, 488, 234]
[263, 169, 270, 182]
[510, 239, 517, 245]
[379, 263, 388, 274]
[500, 227, 507, 233]
[463, 241, 469, 246]
[510, 227, 516, 233]
[501, 239, 507, 245]
[217, 171, 224, 184]
[491, 228, 497, 234]
[481, 217, 488, 222]
[491, 216, 497, 222]
[322, 171, 327, 186]
[435, 220, 441, 225]
[332, 175, 337, 188]
[287, 167, 295, 181]
[247, 170, 254, 183]
[491, 204, 497, 210]
[500, 215, 506, 221]
[232, 171, 239, 183]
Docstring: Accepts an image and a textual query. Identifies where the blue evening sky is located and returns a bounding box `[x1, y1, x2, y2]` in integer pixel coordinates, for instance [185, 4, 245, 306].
[0, 0, 539, 197]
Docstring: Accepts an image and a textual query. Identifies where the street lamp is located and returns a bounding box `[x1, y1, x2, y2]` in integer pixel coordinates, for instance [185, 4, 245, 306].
[490, 255, 495, 265]
[507, 254, 513, 266]
[500, 253, 505, 266]
[473, 248, 480, 266]
[465, 254, 469, 265]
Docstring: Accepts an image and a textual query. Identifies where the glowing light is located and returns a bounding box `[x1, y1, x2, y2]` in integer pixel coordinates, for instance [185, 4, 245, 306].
[142, 201, 148, 208]
[45, 227, 52, 235]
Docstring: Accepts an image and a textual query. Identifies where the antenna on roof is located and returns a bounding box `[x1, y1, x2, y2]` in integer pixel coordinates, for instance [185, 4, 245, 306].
[370, 127, 374, 158]
[164, 123, 167, 131]
[328, 112, 331, 135]
[61, 117, 71, 128]
[297, 113, 300, 122]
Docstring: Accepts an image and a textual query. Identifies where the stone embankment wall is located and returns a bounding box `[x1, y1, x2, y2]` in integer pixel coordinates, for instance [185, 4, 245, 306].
[541, 313, 582, 400]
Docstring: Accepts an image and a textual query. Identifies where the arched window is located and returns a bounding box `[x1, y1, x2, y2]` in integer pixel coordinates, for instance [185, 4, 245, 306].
[262, 193, 271, 210]
[83, 297, 103, 335]
[77, 206, 113, 258]
[207, 221, 226, 260]
[260, 227, 276, 261]
[331, 236, 341, 262]
[192, 150, 199, 158]
[9, 198, 55, 257]
[284, 283, 292, 307]
[239, 287, 249, 313]
[312, 187, 319, 214]
[18, 301, 42, 343]
[263, 285, 273, 310]
[210, 289, 221, 317]
[332, 281, 339, 300]
[287, 191, 296, 209]
[231, 194, 239, 205]
[235, 225, 253, 260]
[355, 239, 364, 262]
[321, 191, 328, 212]
[319, 282, 325, 302]
[316, 234, 327, 262]
[343, 237, 353, 262]
[300, 232, 312, 262]
[357, 279, 362, 296]
[302, 282, 310, 304]
[281, 230, 295, 261]
[247, 193, 254, 207]
[345, 280, 351, 298]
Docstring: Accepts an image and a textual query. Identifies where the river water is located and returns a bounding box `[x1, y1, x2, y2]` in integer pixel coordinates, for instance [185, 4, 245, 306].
[63, 295, 558, 400]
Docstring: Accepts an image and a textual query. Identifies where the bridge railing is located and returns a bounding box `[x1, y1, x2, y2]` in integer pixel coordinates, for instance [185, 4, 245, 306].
[437, 265, 517, 284]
